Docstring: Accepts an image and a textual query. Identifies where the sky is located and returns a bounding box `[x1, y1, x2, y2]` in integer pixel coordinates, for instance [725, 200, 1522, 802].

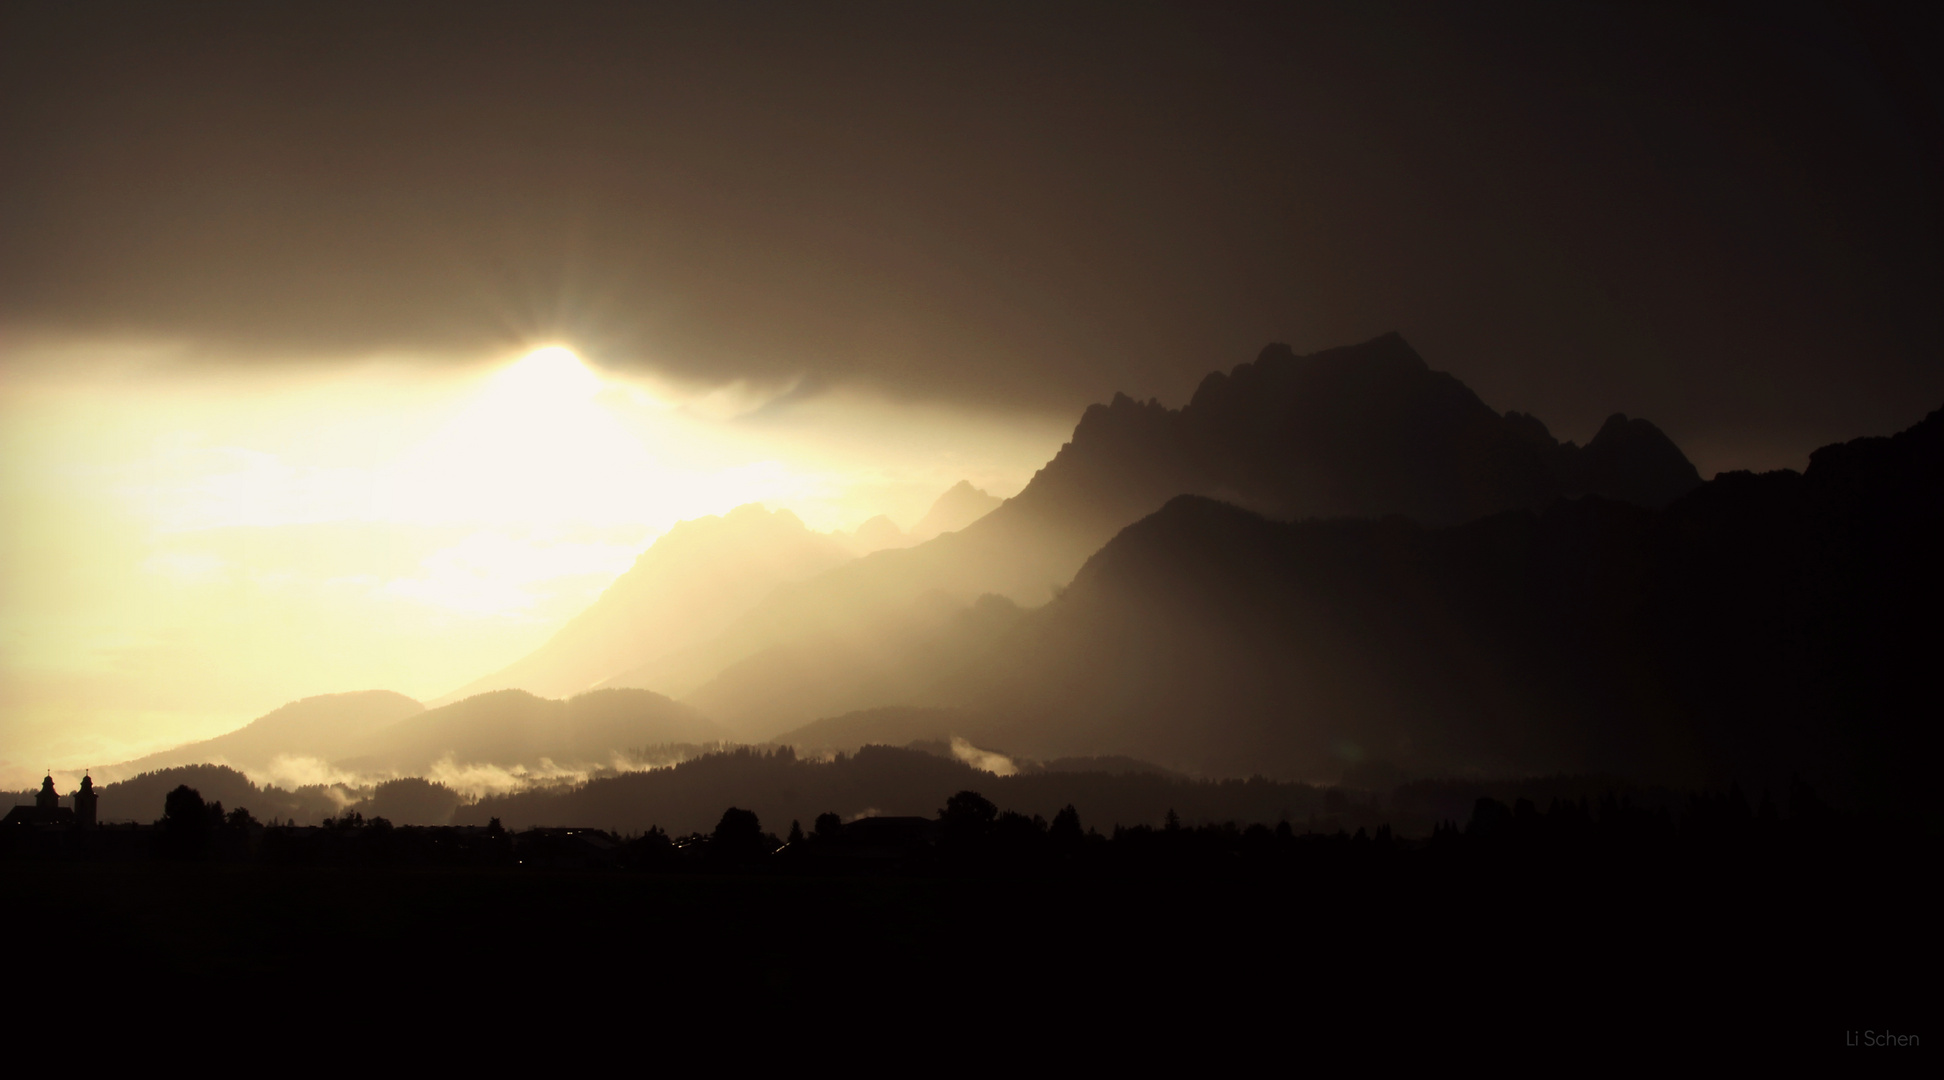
[2, 1, 1941, 780]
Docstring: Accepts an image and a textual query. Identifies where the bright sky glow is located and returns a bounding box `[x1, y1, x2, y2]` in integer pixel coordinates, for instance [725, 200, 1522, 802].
[0, 339, 1069, 784]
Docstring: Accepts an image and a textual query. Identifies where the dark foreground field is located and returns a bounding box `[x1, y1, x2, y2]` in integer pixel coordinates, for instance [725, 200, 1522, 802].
[7, 848, 1930, 1055]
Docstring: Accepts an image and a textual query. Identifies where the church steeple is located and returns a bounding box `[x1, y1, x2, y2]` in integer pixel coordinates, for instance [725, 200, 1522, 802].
[35, 774, 58, 812]
[73, 772, 98, 828]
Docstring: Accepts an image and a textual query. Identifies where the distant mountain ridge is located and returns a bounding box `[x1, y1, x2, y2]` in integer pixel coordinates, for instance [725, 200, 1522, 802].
[832, 483, 1005, 555]
[100, 334, 1717, 780]
[610, 333, 1701, 737]
[1009, 332, 1699, 533]
[903, 401, 1941, 817]
[910, 481, 1003, 541]
[433, 504, 853, 705]
[678, 593, 1025, 735]
[335, 687, 721, 775]
[108, 690, 426, 780]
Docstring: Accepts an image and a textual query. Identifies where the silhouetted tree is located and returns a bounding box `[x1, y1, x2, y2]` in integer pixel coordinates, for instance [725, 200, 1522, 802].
[712, 806, 768, 860]
[482, 816, 512, 860]
[625, 825, 675, 870]
[161, 784, 212, 859]
[1050, 804, 1083, 846]
[940, 790, 995, 829]
[814, 812, 843, 841]
[325, 810, 366, 831]
[163, 784, 204, 824]
[939, 790, 999, 854]
[787, 819, 804, 845]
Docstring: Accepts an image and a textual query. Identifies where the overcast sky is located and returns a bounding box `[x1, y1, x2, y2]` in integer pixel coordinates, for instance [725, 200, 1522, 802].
[4, 1, 1941, 462]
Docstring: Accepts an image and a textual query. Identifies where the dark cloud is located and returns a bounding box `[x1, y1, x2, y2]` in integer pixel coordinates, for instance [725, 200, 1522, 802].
[3, 1, 1940, 465]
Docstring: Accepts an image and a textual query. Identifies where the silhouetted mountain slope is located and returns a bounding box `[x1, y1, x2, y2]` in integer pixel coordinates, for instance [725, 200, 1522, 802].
[434, 504, 853, 704]
[840, 514, 910, 554]
[345, 688, 723, 775]
[909, 480, 1003, 540]
[680, 592, 1024, 736]
[603, 335, 1694, 728]
[454, 744, 1332, 834]
[593, 491, 1121, 706]
[768, 710, 1181, 779]
[455, 483, 990, 710]
[772, 707, 971, 753]
[947, 495, 1668, 779]
[831, 481, 1002, 554]
[108, 691, 425, 779]
[1647, 405, 1944, 817]
[1574, 412, 1703, 510]
[1035, 755, 1187, 779]
[944, 404, 1942, 816]
[1165, 334, 1700, 523]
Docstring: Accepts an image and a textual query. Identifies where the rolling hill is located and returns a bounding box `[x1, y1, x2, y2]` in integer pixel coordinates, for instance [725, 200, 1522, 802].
[106, 690, 426, 780]
[334, 687, 722, 776]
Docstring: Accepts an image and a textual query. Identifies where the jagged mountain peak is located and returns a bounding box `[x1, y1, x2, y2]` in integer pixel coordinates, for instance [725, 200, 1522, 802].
[1231, 330, 1429, 383]
[1576, 413, 1701, 509]
[910, 481, 1003, 541]
[1017, 332, 1699, 530]
[1070, 391, 1177, 441]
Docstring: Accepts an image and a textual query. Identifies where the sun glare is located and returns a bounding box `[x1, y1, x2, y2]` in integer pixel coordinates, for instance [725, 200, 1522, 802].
[497, 346, 602, 402]
[372, 345, 659, 529]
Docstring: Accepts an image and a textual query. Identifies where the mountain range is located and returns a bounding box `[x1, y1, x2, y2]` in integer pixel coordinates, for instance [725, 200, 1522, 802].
[113, 690, 426, 779]
[432, 504, 855, 705]
[90, 332, 1935, 822]
[596, 333, 1701, 736]
[805, 402, 1939, 817]
[434, 478, 1009, 709]
[835, 481, 1006, 555]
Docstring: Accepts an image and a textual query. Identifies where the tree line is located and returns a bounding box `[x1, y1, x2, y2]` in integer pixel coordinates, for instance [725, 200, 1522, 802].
[4, 772, 1898, 882]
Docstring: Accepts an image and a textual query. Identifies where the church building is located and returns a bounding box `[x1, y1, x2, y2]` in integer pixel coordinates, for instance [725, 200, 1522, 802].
[3, 773, 96, 827]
